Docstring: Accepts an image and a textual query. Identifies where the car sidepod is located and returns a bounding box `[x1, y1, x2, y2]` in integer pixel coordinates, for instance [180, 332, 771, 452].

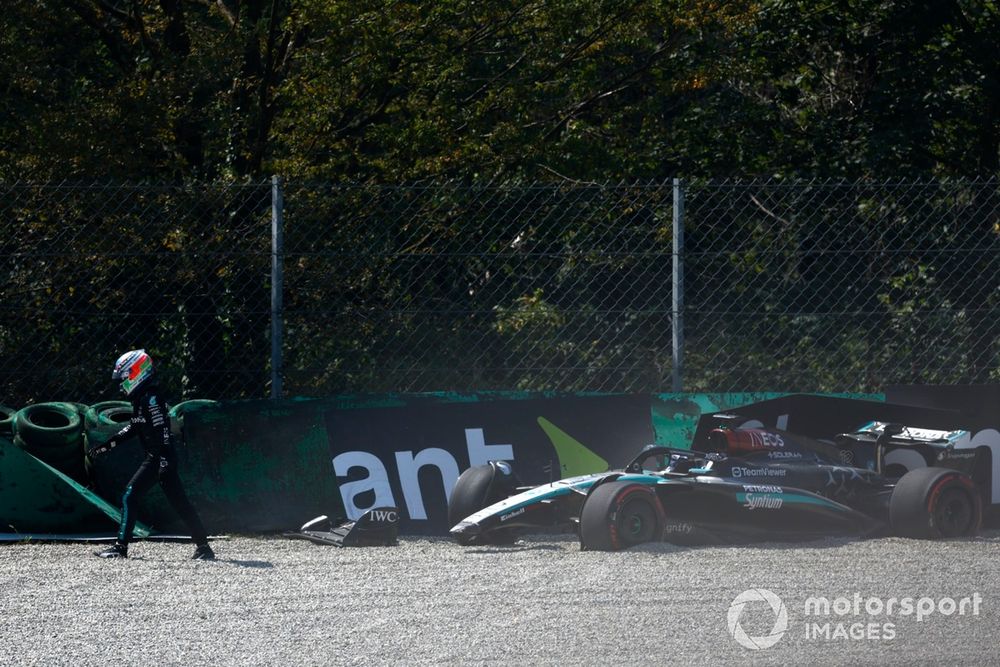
[651, 477, 884, 545]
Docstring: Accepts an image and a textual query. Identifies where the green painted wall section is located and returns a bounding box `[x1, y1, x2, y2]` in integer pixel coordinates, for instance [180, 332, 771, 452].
[174, 399, 346, 532]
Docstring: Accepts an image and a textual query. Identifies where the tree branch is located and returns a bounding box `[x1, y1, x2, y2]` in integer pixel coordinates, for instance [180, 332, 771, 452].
[61, 0, 135, 73]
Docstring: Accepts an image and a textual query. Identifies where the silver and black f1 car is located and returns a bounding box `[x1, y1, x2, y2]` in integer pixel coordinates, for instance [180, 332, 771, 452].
[448, 421, 986, 551]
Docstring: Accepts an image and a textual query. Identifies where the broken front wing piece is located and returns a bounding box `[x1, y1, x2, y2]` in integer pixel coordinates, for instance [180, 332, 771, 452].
[283, 507, 400, 547]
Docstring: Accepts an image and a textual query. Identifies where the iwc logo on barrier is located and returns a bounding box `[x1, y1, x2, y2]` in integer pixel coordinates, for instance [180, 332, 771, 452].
[727, 588, 788, 650]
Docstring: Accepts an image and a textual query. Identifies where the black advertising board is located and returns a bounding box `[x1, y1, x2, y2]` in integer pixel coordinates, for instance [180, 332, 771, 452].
[324, 394, 654, 534]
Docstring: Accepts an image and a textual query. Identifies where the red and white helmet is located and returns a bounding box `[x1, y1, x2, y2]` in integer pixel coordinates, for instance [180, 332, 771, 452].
[112, 349, 154, 396]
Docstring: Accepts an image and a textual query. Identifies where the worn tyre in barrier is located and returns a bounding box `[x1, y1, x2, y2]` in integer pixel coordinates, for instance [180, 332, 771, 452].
[11, 402, 88, 482]
[84, 401, 131, 430]
[580, 481, 665, 551]
[13, 403, 84, 449]
[66, 402, 90, 416]
[91, 406, 132, 429]
[890, 467, 982, 539]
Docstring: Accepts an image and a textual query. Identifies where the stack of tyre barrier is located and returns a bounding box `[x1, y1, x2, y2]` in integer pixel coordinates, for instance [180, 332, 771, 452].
[1, 402, 107, 533]
[1, 399, 219, 485]
[9, 402, 89, 484]
[1, 399, 219, 534]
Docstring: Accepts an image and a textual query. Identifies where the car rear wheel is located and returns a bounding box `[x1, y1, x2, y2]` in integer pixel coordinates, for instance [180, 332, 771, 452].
[890, 467, 981, 539]
[580, 481, 664, 551]
[448, 462, 518, 545]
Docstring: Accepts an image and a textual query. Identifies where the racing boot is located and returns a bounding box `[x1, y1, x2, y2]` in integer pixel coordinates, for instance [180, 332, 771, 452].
[192, 543, 215, 561]
[95, 543, 128, 559]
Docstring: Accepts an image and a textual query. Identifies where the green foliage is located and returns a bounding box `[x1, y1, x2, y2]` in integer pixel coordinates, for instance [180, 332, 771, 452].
[2, 1, 997, 180]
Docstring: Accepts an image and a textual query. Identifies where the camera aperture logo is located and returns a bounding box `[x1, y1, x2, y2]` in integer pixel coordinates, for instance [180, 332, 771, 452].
[727, 588, 983, 649]
[727, 589, 789, 650]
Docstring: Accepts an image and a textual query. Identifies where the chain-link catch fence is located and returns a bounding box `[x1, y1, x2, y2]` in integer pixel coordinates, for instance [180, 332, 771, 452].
[2, 178, 998, 403]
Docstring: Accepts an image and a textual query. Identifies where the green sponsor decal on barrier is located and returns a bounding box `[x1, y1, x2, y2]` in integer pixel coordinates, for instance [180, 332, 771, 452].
[651, 393, 786, 449]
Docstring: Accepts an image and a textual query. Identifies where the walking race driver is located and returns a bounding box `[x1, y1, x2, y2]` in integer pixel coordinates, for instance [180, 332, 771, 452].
[90, 350, 215, 560]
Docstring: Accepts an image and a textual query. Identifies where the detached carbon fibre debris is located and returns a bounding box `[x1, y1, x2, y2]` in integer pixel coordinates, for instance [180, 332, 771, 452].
[283, 507, 400, 547]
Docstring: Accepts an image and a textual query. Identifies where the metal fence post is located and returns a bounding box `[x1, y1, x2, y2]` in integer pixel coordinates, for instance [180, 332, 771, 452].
[672, 178, 684, 392]
[271, 176, 284, 399]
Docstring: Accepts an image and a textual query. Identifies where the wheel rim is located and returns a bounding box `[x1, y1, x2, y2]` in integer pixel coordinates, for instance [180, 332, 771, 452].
[627, 514, 645, 537]
[933, 488, 973, 537]
[618, 499, 657, 545]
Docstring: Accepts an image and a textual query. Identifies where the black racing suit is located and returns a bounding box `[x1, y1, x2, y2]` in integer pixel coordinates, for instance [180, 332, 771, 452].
[98, 384, 209, 547]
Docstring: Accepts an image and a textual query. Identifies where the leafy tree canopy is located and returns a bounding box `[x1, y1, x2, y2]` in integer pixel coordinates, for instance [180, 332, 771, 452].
[1, 0, 997, 181]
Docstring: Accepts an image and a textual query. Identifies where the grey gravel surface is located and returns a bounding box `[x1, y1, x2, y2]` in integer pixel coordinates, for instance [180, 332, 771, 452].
[1, 531, 999, 666]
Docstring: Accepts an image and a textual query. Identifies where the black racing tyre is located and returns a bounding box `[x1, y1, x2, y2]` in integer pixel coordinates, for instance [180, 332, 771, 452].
[13, 402, 84, 449]
[448, 463, 517, 545]
[890, 467, 981, 539]
[580, 481, 665, 551]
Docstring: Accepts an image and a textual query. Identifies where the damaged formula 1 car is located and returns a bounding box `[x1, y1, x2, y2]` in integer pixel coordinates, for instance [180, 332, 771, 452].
[448, 420, 987, 551]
